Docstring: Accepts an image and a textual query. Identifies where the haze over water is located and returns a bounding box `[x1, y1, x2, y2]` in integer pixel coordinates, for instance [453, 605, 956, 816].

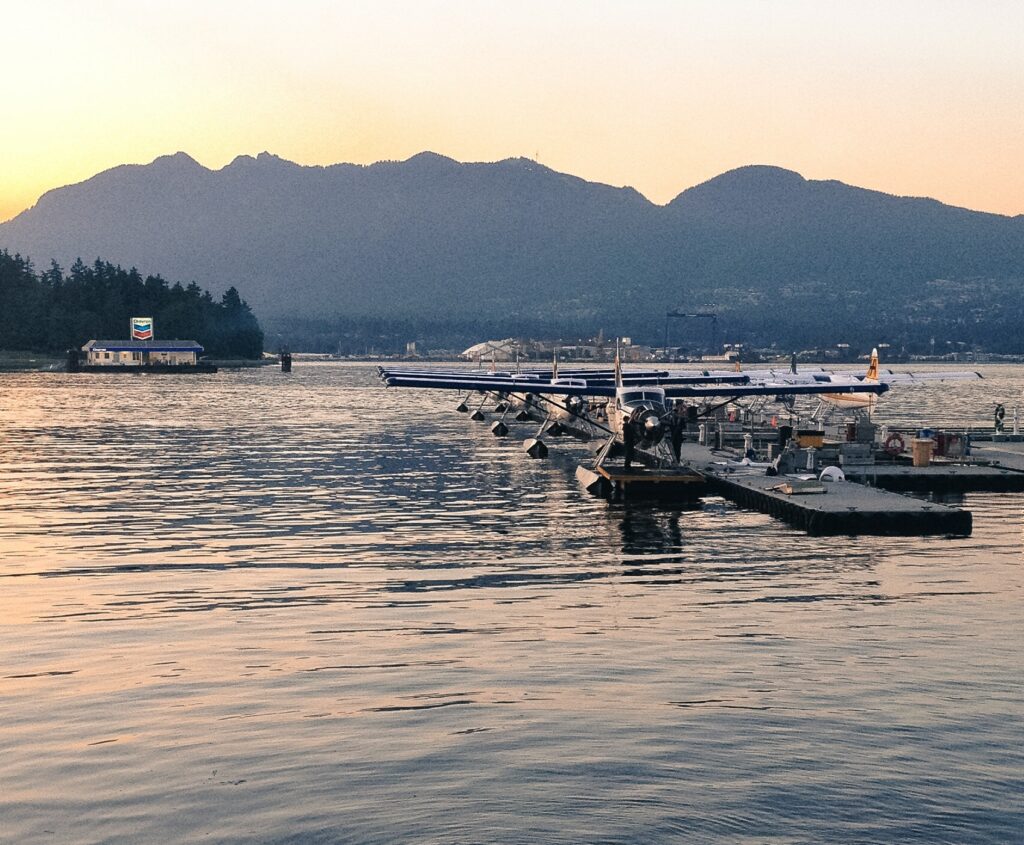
[1, 363, 1022, 843]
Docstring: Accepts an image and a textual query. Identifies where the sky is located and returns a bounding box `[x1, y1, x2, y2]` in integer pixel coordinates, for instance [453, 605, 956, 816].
[2, 0, 1022, 223]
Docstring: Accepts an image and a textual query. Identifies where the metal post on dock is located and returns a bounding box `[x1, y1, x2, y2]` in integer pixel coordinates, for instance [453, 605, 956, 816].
[1014, 406, 1019, 436]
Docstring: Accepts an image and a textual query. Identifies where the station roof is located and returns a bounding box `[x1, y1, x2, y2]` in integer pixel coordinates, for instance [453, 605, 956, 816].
[82, 340, 204, 352]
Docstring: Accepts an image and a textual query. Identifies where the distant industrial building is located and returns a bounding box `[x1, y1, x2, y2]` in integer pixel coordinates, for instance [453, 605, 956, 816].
[68, 317, 217, 373]
[70, 339, 216, 373]
[461, 338, 519, 362]
[82, 339, 205, 367]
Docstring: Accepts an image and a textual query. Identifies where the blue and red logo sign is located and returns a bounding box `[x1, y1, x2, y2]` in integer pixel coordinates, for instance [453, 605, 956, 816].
[131, 317, 153, 340]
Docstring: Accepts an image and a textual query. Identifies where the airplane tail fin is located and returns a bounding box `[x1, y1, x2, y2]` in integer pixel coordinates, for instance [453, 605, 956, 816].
[866, 348, 879, 381]
[552, 350, 558, 381]
[614, 339, 623, 388]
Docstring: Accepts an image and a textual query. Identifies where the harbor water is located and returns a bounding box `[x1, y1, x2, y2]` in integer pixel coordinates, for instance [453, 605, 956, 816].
[1, 363, 1022, 843]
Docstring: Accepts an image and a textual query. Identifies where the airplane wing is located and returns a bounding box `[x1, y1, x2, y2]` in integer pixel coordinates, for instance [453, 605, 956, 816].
[872, 370, 983, 384]
[382, 374, 618, 397]
[727, 369, 981, 388]
[663, 380, 889, 399]
[379, 366, 669, 380]
[384, 372, 888, 400]
[382, 372, 751, 388]
[716, 363, 982, 386]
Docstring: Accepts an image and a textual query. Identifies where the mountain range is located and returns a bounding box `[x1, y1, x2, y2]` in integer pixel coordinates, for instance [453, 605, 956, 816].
[3, 151, 1023, 348]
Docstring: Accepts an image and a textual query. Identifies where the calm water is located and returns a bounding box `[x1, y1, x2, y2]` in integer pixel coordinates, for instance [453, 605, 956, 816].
[1, 363, 1022, 844]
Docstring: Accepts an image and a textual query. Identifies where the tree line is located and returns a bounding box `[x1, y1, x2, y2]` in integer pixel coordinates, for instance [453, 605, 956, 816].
[0, 251, 263, 358]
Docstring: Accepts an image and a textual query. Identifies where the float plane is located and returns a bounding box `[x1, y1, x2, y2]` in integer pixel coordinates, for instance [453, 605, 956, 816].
[720, 348, 981, 418]
[379, 349, 888, 466]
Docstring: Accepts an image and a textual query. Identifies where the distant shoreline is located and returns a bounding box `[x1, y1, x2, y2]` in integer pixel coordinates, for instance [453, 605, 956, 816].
[4, 351, 1022, 373]
[0, 351, 271, 372]
[0, 351, 63, 371]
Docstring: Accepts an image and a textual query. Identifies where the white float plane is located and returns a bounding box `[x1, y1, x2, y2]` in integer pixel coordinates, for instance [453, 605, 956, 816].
[716, 348, 981, 417]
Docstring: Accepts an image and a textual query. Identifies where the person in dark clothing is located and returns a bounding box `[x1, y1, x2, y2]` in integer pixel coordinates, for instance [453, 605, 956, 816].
[669, 401, 686, 463]
[623, 416, 636, 470]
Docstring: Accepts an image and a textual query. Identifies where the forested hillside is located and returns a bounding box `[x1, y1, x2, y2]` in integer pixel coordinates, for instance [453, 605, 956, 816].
[3, 152, 1024, 352]
[0, 251, 263, 358]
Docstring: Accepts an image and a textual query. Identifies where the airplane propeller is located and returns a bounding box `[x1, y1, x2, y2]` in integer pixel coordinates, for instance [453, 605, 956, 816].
[627, 407, 666, 447]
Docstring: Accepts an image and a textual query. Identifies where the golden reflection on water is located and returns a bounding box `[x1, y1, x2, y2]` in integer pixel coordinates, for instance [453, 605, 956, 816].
[1, 364, 1023, 843]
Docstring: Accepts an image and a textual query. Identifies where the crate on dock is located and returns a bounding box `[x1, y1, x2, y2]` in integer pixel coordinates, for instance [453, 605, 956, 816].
[796, 429, 825, 448]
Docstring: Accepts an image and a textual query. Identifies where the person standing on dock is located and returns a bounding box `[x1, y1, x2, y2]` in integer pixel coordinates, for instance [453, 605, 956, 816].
[669, 401, 687, 463]
[623, 418, 636, 470]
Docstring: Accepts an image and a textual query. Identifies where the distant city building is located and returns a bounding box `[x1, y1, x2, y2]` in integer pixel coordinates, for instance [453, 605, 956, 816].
[461, 338, 518, 362]
[621, 344, 651, 362]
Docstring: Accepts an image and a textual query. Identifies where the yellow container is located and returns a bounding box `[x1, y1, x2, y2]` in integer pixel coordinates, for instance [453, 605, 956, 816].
[796, 430, 825, 448]
[911, 438, 933, 467]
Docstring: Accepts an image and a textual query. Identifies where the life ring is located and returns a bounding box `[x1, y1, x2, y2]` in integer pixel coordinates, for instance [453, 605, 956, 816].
[884, 432, 906, 455]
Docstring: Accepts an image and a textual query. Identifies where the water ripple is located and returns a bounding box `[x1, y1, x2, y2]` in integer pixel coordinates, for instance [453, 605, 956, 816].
[1, 363, 1022, 843]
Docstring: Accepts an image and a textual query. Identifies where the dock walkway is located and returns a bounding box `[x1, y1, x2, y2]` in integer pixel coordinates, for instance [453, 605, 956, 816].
[842, 463, 1024, 492]
[676, 443, 972, 536]
[971, 442, 1024, 474]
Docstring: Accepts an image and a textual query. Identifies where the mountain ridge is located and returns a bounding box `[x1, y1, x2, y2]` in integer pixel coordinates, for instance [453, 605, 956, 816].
[3, 152, 1023, 348]
[16, 154, 1018, 220]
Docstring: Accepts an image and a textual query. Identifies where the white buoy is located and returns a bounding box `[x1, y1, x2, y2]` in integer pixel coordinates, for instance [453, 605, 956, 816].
[819, 466, 845, 483]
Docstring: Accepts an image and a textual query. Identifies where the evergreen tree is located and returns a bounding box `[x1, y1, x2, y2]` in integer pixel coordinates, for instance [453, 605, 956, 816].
[0, 253, 264, 358]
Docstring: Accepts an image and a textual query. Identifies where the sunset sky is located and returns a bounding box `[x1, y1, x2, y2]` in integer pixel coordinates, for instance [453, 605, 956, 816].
[3, 0, 1022, 223]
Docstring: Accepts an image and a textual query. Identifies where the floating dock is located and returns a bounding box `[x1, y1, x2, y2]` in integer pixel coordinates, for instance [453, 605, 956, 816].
[672, 443, 972, 536]
[970, 442, 1024, 474]
[576, 464, 705, 502]
[701, 470, 971, 536]
[496, 404, 987, 536]
[841, 462, 1024, 492]
[73, 363, 219, 374]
